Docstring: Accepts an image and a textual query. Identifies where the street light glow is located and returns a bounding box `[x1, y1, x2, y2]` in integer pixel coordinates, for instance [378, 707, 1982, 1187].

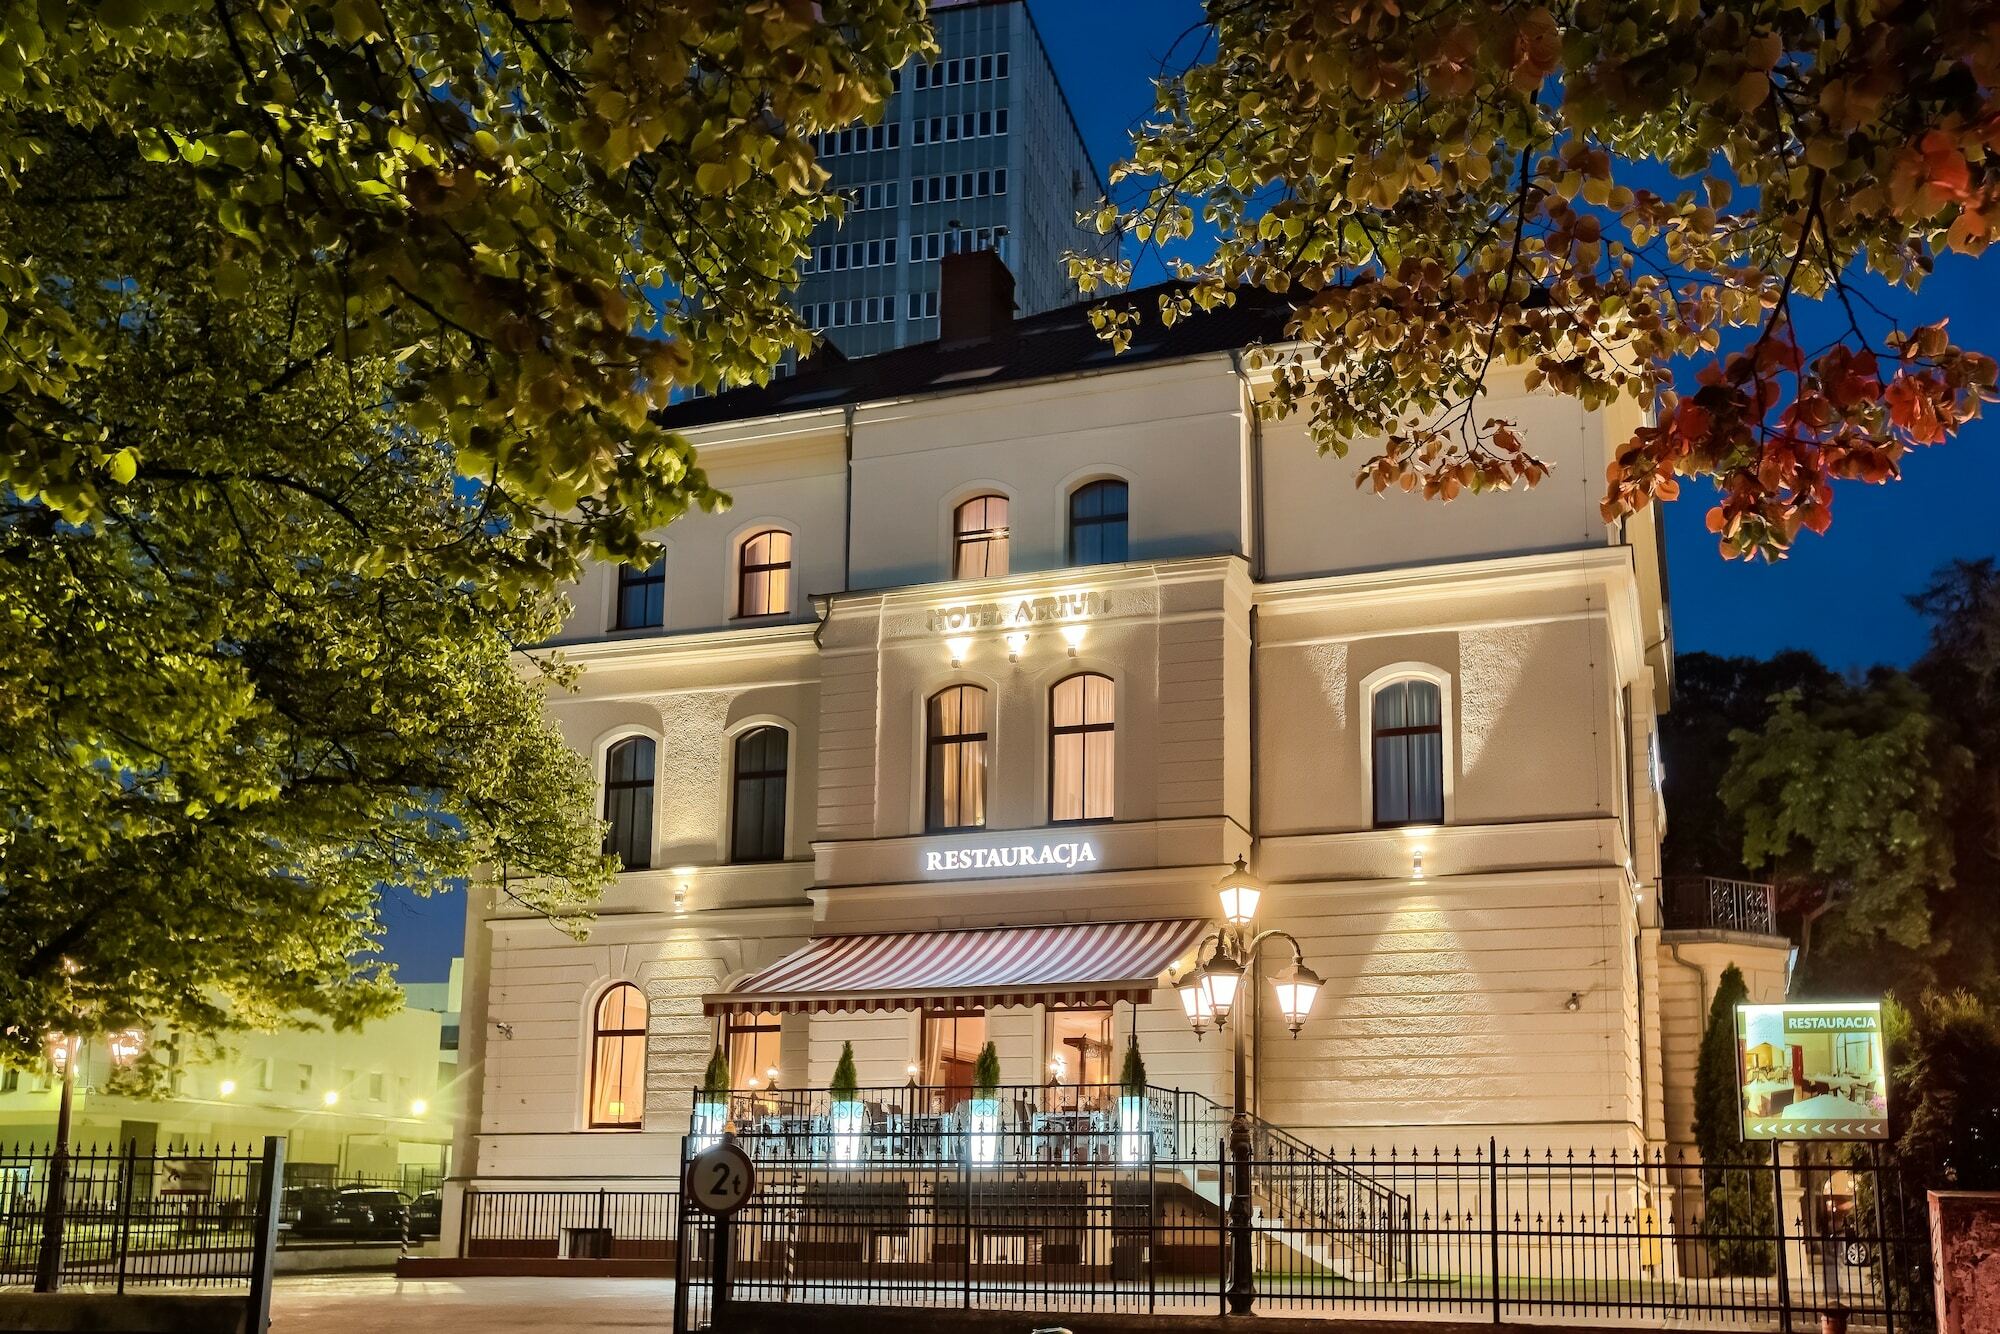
[218, 1079, 236, 1097]
[322, 1090, 339, 1107]
[410, 1099, 428, 1116]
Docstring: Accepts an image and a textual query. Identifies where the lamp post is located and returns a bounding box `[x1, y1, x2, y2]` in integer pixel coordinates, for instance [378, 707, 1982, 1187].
[1177, 856, 1322, 1316]
[34, 1027, 145, 1293]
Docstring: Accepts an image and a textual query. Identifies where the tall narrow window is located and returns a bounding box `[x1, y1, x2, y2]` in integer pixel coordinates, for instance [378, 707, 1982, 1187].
[726, 1010, 782, 1089]
[953, 495, 1010, 579]
[602, 737, 655, 869]
[1372, 679, 1444, 827]
[615, 557, 664, 630]
[920, 1010, 986, 1099]
[1068, 480, 1129, 565]
[588, 983, 647, 1129]
[730, 727, 789, 863]
[1050, 673, 1115, 823]
[926, 686, 989, 831]
[737, 529, 793, 618]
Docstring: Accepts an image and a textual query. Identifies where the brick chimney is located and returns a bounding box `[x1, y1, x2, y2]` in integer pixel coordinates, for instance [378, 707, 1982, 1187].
[939, 249, 1017, 343]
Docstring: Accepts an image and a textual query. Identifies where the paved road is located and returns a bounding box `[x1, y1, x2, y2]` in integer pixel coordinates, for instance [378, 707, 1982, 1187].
[273, 1274, 677, 1332]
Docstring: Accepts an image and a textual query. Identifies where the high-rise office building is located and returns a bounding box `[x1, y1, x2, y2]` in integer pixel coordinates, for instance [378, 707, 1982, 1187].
[794, 0, 1115, 357]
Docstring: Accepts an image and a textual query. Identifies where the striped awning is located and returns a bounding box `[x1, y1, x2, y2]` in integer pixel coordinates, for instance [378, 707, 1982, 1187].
[703, 918, 1210, 1017]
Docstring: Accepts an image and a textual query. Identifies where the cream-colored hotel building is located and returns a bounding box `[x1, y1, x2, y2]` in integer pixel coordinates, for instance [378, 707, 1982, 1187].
[447, 257, 1785, 1228]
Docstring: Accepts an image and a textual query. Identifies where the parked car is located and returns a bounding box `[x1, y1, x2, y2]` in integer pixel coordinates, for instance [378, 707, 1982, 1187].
[407, 1190, 442, 1239]
[287, 1184, 410, 1239]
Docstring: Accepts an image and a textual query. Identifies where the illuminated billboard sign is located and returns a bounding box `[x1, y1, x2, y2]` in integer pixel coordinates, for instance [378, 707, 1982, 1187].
[1735, 1001, 1889, 1140]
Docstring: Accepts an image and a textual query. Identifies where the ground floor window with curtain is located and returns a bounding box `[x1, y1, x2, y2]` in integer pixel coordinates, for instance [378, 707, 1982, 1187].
[920, 1010, 986, 1105]
[727, 1010, 782, 1090]
[588, 983, 647, 1129]
[1045, 1008, 1114, 1104]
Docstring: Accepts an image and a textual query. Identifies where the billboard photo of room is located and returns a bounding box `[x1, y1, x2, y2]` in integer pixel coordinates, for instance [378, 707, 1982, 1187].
[1735, 1001, 1888, 1140]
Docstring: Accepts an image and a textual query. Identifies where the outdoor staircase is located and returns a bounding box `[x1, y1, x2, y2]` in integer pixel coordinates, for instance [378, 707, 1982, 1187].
[1164, 1089, 1414, 1283]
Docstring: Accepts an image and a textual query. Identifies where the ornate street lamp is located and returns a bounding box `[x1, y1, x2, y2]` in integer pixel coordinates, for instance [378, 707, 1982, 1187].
[1174, 969, 1211, 1038]
[1178, 855, 1322, 1315]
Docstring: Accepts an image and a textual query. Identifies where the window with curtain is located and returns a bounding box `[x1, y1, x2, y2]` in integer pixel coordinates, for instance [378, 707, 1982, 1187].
[737, 529, 793, 617]
[920, 1010, 986, 1099]
[726, 1011, 782, 1088]
[1372, 678, 1444, 827]
[730, 727, 788, 863]
[953, 495, 1010, 579]
[588, 983, 647, 1129]
[615, 557, 665, 629]
[602, 737, 655, 869]
[926, 686, 989, 831]
[1068, 480, 1128, 565]
[1050, 673, 1115, 822]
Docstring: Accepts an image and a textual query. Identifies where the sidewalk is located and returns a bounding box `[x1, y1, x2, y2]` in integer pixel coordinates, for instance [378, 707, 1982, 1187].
[272, 1273, 678, 1333]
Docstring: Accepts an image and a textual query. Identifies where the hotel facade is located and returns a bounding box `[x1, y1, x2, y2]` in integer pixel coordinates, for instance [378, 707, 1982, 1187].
[445, 257, 1788, 1239]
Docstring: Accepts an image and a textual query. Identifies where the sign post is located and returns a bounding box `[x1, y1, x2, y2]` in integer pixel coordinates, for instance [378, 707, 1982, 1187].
[684, 1135, 756, 1323]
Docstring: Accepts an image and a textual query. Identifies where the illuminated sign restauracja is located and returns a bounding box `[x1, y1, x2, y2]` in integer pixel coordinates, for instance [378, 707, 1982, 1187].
[922, 839, 1099, 875]
[927, 592, 1106, 634]
[1734, 1001, 1889, 1141]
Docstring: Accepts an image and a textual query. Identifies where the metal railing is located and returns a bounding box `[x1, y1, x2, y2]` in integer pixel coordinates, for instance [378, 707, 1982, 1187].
[0, 1140, 282, 1292]
[673, 1138, 1925, 1331]
[696, 1083, 1411, 1280]
[461, 1187, 681, 1260]
[1663, 876, 1780, 936]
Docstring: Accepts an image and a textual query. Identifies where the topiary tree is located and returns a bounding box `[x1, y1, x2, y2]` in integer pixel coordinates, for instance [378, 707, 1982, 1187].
[1120, 1034, 1148, 1095]
[973, 1041, 1001, 1097]
[830, 1041, 860, 1102]
[1694, 964, 1775, 1276]
[701, 1045, 730, 1098]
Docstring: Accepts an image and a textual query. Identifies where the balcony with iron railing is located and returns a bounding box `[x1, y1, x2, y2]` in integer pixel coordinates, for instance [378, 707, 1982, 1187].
[1660, 875, 1782, 938]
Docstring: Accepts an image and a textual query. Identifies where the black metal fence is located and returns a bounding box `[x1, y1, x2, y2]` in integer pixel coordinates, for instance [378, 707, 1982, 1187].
[0, 1140, 281, 1291]
[672, 1133, 1929, 1332]
[461, 1186, 681, 1259]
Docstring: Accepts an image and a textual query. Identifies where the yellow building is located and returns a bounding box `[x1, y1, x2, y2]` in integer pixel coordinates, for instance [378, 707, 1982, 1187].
[0, 1001, 452, 1185]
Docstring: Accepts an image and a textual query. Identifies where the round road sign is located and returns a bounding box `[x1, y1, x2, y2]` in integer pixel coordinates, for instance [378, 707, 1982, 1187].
[684, 1141, 756, 1216]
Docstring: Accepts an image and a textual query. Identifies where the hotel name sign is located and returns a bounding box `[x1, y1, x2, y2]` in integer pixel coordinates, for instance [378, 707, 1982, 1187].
[926, 591, 1107, 634]
[922, 838, 1100, 877]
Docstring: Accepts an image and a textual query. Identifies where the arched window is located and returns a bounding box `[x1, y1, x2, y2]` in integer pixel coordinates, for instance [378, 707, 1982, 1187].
[953, 495, 1010, 579]
[587, 983, 647, 1129]
[615, 557, 665, 630]
[1050, 673, 1115, 823]
[602, 737, 655, 869]
[737, 529, 793, 618]
[730, 727, 789, 863]
[926, 685, 989, 831]
[1372, 678, 1444, 827]
[1068, 480, 1128, 565]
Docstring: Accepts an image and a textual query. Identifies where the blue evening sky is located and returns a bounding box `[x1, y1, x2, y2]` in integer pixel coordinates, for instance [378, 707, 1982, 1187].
[373, 0, 2000, 981]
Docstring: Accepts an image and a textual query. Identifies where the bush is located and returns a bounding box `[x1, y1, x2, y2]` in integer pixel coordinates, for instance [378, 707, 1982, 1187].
[830, 1040, 859, 1101]
[1120, 1035, 1147, 1094]
[973, 1041, 1001, 1096]
[701, 1045, 729, 1097]
[1694, 964, 1776, 1276]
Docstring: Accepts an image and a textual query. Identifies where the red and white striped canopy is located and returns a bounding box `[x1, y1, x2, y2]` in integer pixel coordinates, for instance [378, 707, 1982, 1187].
[703, 918, 1210, 1017]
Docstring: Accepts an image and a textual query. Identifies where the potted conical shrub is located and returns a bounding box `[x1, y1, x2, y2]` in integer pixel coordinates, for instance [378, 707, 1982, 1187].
[694, 1045, 729, 1148]
[828, 1040, 865, 1165]
[968, 1040, 1002, 1165]
[1117, 1034, 1149, 1164]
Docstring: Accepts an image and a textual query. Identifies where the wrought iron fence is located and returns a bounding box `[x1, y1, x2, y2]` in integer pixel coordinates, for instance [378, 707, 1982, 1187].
[1663, 875, 1780, 936]
[0, 1140, 281, 1292]
[672, 1135, 1927, 1333]
[461, 1186, 681, 1260]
